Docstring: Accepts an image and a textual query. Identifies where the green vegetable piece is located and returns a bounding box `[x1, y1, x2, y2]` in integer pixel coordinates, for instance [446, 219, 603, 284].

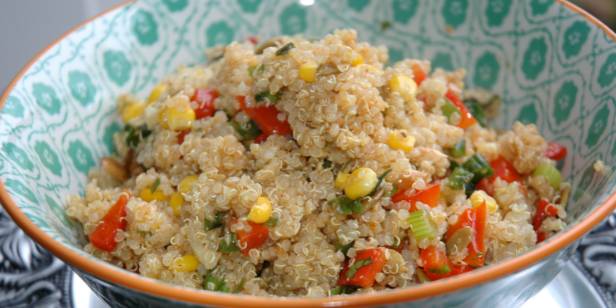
[449, 140, 466, 158]
[276, 42, 295, 56]
[345, 256, 374, 278]
[449, 161, 460, 171]
[151, 178, 161, 193]
[263, 217, 278, 227]
[334, 240, 355, 257]
[233, 276, 247, 294]
[204, 269, 230, 293]
[124, 124, 140, 147]
[390, 184, 399, 197]
[464, 100, 489, 127]
[532, 164, 563, 189]
[328, 197, 363, 215]
[219, 233, 241, 253]
[342, 159, 355, 172]
[428, 265, 451, 275]
[416, 268, 432, 283]
[462, 154, 494, 182]
[230, 120, 262, 140]
[447, 167, 474, 190]
[255, 91, 281, 103]
[331, 286, 360, 296]
[391, 236, 406, 248]
[323, 160, 332, 169]
[205, 211, 225, 231]
[472, 252, 484, 260]
[248, 65, 257, 79]
[441, 98, 461, 124]
[464, 181, 475, 198]
[368, 169, 392, 196]
[407, 209, 437, 241]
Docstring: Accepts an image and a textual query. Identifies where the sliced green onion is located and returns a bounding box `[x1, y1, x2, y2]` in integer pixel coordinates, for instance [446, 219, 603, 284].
[151, 178, 161, 193]
[533, 164, 562, 189]
[449, 139, 466, 158]
[230, 120, 262, 140]
[449, 161, 460, 171]
[447, 167, 474, 190]
[462, 153, 494, 182]
[276, 42, 295, 56]
[464, 100, 488, 127]
[407, 209, 437, 241]
[255, 91, 280, 102]
[441, 98, 461, 124]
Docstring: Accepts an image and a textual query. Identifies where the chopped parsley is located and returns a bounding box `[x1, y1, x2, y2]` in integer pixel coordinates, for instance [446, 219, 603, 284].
[346, 256, 374, 278]
[230, 120, 262, 140]
[248, 64, 265, 79]
[263, 217, 278, 227]
[204, 211, 226, 232]
[275, 42, 295, 56]
[391, 236, 406, 249]
[219, 233, 241, 253]
[342, 159, 354, 172]
[472, 252, 483, 260]
[428, 265, 451, 275]
[331, 286, 360, 295]
[254, 91, 281, 103]
[368, 169, 392, 196]
[334, 240, 355, 257]
[329, 197, 363, 215]
[124, 124, 151, 148]
[151, 178, 161, 193]
[323, 160, 332, 169]
[390, 184, 399, 197]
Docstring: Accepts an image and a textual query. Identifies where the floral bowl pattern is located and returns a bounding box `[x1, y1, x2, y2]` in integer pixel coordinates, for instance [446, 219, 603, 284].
[2, 0, 616, 307]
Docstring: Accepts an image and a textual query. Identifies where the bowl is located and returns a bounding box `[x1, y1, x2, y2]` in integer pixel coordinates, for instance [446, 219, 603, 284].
[2, 0, 616, 307]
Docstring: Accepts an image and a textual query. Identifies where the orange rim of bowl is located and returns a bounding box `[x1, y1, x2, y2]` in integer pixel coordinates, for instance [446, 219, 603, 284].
[1, 0, 615, 307]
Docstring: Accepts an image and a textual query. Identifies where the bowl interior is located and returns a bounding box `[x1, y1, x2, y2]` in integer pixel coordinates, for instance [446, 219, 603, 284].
[1, 0, 616, 297]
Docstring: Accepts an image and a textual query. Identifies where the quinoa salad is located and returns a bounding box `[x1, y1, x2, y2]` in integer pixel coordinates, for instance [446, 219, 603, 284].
[65, 29, 570, 297]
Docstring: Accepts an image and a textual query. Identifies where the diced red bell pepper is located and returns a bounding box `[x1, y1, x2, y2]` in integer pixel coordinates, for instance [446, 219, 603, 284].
[232, 219, 269, 256]
[446, 200, 487, 267]
[247, 36, 259, 44]
[476, 155, 526, 197]
[391, 183, 441, 212]
[451, 265, 475, 276]
[384, 238, 408, 253]
[89, 191, 130, 252]
[192, 88, 217, 120]
[537, 232, 547, 244]
[237, 96, 293, 136]
[543, 142, 567, 161]
[338, 248, 386, 288]
[411, 63, 428, 86]
[421, 245, 454, 281]
[177, 129, 190, 144]
[532, 198, 558, 232]
[253, 132, 269, 144]
[445, 89, 477, 129]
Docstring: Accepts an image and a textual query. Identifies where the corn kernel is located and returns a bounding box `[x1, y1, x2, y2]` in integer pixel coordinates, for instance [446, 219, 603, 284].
[170, 192, 184, 216]
[179, 175, 199, 193]
[388, 130, 416, 153]
[248, 196, 272, 224]
[344, 168, 378, 200]
[172, 255, 199, 272]
[122, 102, 146, 123]
[335, 171, 349, 189]
[299, 61, 318, 83]
[158, 108, 170, 130]
[351, 52, 363, 66]
[389, 75, 418, 102]
[140, 187, 170, 202]
[148, 84, 167, 104]
[470, 190, 498, 212]
[167, 107, 196, 131]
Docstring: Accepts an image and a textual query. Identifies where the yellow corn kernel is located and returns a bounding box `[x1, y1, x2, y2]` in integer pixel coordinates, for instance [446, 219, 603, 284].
[344, 168, 378, 200]
[167, 107, 196, 131]
[122, 102, 146, 123]
[170, 192, 184, 216]
[158, 108, 170, 130]
[351, 52, 363, 66]
[148, 84, 167, 104]
[335, 171, 349, 189]
[179, 175, 199, 193]
[388, 130, 416, 153]
[470, 190, 498, 212]
[389, 75, 418, 102]
[248, 197, 272, 224]
[172, 255, 200, 272]
[140, 187, 170, 202]
[356, 63, 379, 73]
[299, 61, 318, 83]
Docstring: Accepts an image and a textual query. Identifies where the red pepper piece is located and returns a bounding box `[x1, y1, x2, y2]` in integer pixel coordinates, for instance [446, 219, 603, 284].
[446, 200, 487, 267]
[192, 89, 217, 120]
[238, 96, 293, 136]
[411, 63, 428, 86]
[445, 89, 477, 129]
[89, 191, 130, 252]
[247, 36, 259, 44]
[476, 155, 526, 197]
[537, 232, 547, 244]
[421, 245, 454, 281]
[232, 219, 269, 257]
[532, 198, 558, 232]
[391, 183, 441, 212]
[177, 129, 190, 144]
[543, 142, 567, 161]
[451, 265, 475, 276]
[253, 132, 269, 144]
[338, 248, 387, 288]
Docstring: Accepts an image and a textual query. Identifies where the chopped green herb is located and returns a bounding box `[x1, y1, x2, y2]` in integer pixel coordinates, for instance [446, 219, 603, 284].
[151, 178, 161, 193]
[390, 184, 399, 197]
[275, 42, 295, 56]
[258, 64, 265, 76]
[233, 276, 247, 294]
[391, 236, 406, 249]
[441, 98, 461, 124]
[449, 161, 460, 171]
[449, 139, 466, 158]
[462, 153, 494, 182]
[464, 100, 489, 127]
[230, 120, 262, 140]
[124, 124, 147, 148]
[334, 240, 355, 257]
[381, 21, 392, 31]
[204, 269, 230, 292]
[428, 265, 451, 275]
[255, 91, 281, 103]
[472, 252, 484, 260]
[407, 209, 437, 241]
[219, 233, 241, 253]
[368, 169, 392, 196]
[263, 217, 278, 227]
[329, 197, 363, 215]
[447, 167, 474, 190]
[205, 211, 225, 231]
[331, 286, 360, 296]
[248, 65, 257, 79]
[323, 160, 332, 169]
[346, 256, 374, 278]
[342, 159, 355, 172]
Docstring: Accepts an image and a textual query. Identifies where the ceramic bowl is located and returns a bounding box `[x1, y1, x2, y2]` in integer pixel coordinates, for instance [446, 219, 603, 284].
[2, 0, 616, 307]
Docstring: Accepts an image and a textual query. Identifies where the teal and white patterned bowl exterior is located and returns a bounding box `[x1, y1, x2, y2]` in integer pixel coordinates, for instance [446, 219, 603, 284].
[2, 0, 616, 307]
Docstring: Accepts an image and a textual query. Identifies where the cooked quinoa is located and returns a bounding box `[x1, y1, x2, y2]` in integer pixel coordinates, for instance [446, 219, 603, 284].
[66, 29, 569, 297]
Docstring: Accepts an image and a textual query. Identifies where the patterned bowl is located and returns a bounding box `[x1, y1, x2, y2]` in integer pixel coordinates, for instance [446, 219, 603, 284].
[2, 0, 616, 307]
